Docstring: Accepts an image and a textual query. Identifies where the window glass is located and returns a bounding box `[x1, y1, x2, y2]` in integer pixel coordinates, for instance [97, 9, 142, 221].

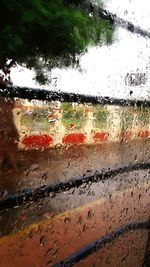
[0, 1, 150, 266]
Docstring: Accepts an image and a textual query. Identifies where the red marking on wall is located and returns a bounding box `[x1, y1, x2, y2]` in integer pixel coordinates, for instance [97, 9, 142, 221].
[62, 133, 86, 144]
[69, 123, 75, 129]
[22, 134, 53, 148]
[138, 130, 150, 138]
[120, 131, 133, 140]
[93, 132, 109, 142]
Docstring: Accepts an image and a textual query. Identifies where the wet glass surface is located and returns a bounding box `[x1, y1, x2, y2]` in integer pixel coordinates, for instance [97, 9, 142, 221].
[0, 1, 150, 267]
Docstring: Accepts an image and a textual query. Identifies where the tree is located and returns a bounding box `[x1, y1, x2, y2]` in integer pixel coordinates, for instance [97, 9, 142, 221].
[0, 0, 114, 84]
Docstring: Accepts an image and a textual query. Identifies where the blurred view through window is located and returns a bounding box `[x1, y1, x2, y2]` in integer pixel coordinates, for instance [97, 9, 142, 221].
[0, 1, 150, 267]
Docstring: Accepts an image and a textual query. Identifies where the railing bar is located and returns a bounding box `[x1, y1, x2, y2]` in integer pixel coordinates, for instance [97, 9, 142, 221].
[0, 162, 150, 213]
[0, 85, 150, 107]
[52, 219, 150, 266]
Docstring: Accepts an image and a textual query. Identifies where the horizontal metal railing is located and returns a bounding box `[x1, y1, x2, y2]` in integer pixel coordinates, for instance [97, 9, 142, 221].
[0, 85, 150, 107]
[53, 219, 150, 266]
[0, 161, 150, 213]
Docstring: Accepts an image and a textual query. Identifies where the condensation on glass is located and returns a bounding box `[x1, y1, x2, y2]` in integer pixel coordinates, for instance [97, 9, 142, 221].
[0, 1, 150, 267]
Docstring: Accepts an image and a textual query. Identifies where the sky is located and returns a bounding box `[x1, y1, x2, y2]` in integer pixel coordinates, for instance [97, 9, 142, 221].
[10, 0, 150, 100]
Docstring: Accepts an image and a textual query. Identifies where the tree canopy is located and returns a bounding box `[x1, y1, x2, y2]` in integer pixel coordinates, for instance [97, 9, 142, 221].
[0, 0, 114, 84]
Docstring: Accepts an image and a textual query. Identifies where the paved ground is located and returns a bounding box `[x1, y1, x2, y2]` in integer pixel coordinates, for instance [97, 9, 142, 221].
[0, 138, 150, 236]
[0, 138, 150, 266]
[0, 138, 150, 193]
[0, 182, 149, 267]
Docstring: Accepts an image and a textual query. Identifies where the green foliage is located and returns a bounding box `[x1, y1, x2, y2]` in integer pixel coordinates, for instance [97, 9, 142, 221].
[93, 108, 108, 129]
[62, 110, 84, 129]
[138, 109, 150, 127]
[120, 107, 150, 130]
[62, 102, 84, 129]
[0, 0, 114, 83]
[62, 102, 73, 111]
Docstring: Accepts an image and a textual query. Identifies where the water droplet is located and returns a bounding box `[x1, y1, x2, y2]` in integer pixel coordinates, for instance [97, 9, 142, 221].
[64, 217, 71, 224]
[77, 216, 83, 224]
[87, 210, 94, 220]
[40, 235, 46, 246]
[45, 248, 53, 257]
[80, 183, 87, 189]
[46, 260, 53, 265]
[27, 231, 33, 239]
[49, 192, 56, 198]
[30, 164, 39, 172]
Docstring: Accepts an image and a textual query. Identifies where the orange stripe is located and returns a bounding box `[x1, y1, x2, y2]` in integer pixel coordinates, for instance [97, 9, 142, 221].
[0, 184, 149, 267]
